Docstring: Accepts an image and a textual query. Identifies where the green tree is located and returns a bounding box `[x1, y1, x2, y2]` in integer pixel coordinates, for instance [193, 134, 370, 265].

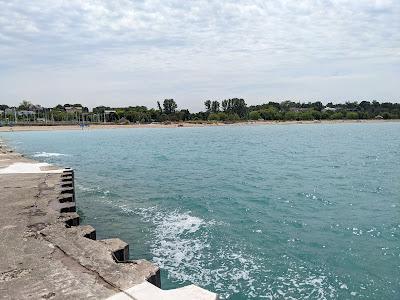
[19, 100, 32, 110]
[226, 113, 240, 121]
[346, 112, 358, 119]
[204, 100, 211, 112]
[221, 98, 247, 118]
[313, 101, 323, 111]
[211, 101, 220, 113]
[231, 98, 247, 118]
[284, 111, 297, 120]
[331, 112, 344, 119]
[221, 99, 229, 112]
[157, 101, 163, 113]
[179, 109, 191, 121]
[208, 113, 220, 121]
[249, 111, 261, 120]
[163, 99, 177, 115]
[259, 107, 278, 120]
[299, 111, 314, 120]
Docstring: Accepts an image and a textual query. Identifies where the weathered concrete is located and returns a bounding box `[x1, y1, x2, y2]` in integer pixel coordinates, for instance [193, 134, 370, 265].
[0, 151, 159, 299]
[100, 239, 130, 263]
[0, 143, 218, 300]
[108, 281, 218, 300]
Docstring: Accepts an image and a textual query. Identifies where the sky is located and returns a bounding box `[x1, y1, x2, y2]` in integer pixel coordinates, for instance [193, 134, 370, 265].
[0, 0, 399, 111]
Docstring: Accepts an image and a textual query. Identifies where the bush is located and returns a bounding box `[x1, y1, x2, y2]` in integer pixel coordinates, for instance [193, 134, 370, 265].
[249, 111, 261, 120]
[331, 112, 344, 120]
[208, 113, 220, 121]
[284, 111, 297, 120]
[226, 113, 240, 121]
[259, 107, 278, 120]
[218, 112, 228, 121]
[299, 111, 314, 120]
[346, 112, 358, 119]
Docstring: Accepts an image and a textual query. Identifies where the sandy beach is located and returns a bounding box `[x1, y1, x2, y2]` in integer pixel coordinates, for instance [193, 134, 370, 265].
[0, 119, 398, 132]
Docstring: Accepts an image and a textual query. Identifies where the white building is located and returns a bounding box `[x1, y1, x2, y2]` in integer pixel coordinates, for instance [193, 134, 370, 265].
[17, 110, 36, 116]
[65, 106, 83, 113]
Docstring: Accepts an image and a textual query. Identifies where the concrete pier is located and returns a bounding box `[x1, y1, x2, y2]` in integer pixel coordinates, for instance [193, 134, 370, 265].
[0, 143, 218, 300]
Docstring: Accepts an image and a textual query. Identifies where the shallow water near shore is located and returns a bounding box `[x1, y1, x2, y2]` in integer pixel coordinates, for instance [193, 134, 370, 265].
[2, 123, 400, 299]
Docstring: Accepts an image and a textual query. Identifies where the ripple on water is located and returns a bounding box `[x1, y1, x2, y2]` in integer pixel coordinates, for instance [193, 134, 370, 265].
[9, 124, 399, 299]
[117, 204, 355, 299]
[33, 152, 68, 157]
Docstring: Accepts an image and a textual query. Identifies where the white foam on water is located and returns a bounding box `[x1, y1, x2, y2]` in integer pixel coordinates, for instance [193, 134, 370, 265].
[76, 184, 111, 196]
[76, 184, 96, 192]
[76, 192, 352, 299]
[117, 203, 345, 299]
[118, 205, 259, 298]
[33, 152, 67, 157]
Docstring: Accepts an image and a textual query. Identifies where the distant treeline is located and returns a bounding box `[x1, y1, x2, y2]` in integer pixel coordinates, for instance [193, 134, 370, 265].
[1, 99, 399, 123]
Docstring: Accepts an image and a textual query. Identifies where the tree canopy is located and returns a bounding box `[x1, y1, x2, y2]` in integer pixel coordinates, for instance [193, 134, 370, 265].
[1, 98, 399, 124]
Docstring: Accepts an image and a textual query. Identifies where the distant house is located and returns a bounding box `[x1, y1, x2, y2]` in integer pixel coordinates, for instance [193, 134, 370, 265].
[103, 110, 117, 122]
[32, 105, 44, 111]
[17, 110, 36, 117]
[322, 107, 337, 112]
[65, 106, 83, 114]
[5, 108, 15, 115]
[289, 107, 309, 113]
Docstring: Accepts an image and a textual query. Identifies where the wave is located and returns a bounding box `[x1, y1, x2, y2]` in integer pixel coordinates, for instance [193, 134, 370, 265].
[33, 152, 67, 157]
[72, 190, 347, 299]
[75, 184, 111, 198]
[117, 203, 350, 299]
[76, 188, 350, 299]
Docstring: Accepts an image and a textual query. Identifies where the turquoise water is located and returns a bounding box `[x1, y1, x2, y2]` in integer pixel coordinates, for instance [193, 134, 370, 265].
[1, 123, 400, 299]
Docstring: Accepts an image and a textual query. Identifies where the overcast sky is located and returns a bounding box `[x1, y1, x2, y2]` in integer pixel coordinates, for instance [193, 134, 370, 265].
[0, 0, 399, 111]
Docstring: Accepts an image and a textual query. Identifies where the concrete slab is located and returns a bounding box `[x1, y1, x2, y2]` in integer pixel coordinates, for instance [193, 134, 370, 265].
[0, 162, 64, 174]
[0, 149, 158, 299]
[107, 281, 218, 300]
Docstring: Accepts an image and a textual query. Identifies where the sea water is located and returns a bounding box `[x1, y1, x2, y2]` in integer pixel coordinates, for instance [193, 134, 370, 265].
[2, 123, 399, 299]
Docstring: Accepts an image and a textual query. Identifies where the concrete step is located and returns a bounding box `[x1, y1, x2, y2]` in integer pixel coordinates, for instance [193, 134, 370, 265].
[61, 173, 73, 179]
[100, 238, 129, 262]
[61, 187, 74, 194]
[60, 212, 80, 227]
[78, 225, 97, 240]
[59, 202, 76, 213]
[61, 181, 74, 188]
[65, 225, 97, 240]
[58, 194, 74, 203]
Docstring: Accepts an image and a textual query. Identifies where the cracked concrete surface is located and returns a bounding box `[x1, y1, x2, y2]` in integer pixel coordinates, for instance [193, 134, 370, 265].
[0, 146, 158, 299]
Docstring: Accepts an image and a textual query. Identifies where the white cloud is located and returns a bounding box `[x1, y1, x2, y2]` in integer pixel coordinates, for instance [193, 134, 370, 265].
[0, 0, 399, 110]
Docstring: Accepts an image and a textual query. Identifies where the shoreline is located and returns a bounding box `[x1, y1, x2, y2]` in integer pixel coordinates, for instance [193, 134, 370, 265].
[0, 119, 398, 132]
